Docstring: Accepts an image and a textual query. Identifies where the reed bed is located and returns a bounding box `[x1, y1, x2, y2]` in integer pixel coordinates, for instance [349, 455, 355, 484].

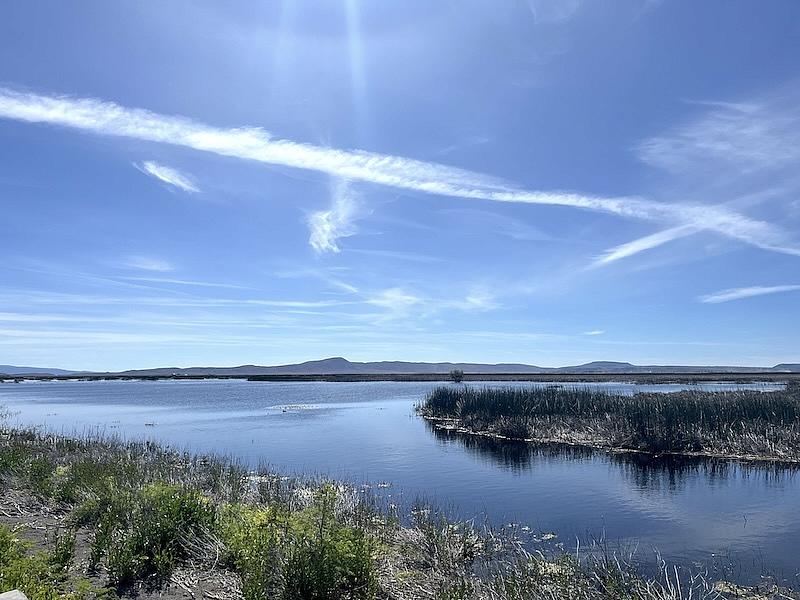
[418, 383, 800, 461]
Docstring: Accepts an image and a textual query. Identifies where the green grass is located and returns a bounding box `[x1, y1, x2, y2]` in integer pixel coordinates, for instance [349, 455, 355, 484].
[418, 383, 800, 460]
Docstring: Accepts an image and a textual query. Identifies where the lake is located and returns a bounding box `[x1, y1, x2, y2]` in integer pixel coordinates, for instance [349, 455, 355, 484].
[1, 378, 797, 584]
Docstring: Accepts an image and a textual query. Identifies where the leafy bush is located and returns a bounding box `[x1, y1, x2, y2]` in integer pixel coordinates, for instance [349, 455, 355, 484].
[218, 504, 289, 598]
[219, 486, 377, 600]
[79, 483, 216, 587]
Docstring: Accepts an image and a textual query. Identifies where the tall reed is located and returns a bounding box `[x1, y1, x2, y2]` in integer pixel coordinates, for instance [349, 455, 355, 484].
[419, 383, 800, 459]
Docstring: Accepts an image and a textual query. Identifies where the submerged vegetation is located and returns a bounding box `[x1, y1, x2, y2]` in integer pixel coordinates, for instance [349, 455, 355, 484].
[419, 383, 800, 462]
[2, 422, 786, 599]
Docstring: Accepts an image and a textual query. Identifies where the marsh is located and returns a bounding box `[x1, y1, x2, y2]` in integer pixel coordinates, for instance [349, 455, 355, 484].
[1, 378, 798, 585]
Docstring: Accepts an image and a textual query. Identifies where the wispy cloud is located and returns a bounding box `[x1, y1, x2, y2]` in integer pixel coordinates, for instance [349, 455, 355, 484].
[699, 285, 800, 304]
[0, 289, 352, 310]
[437, 208, 553, 241]
[638, 97, 800, 175]
[345, 248, 445, 263]
[596, 93, 800, 266]
[460, 289, 498, 311]
[134, 160, 200, 193]
[366, 287, 421, 311]
[583, 330, 605, 336]
[122, 256, 173, 272]
[364, 286, 498, 319]
[592, 225, 698, 266]
[308, 178, 361, 253]
[594, 184, 800, 265]
[272, 268, 360, 294]
[2, 87, 795, 258]
[526, 0, 583, 24]
[118, 276, 250, 290]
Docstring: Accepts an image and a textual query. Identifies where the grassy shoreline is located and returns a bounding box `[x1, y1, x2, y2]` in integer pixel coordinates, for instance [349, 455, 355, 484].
[0, 424, 796, 599]
[417, 383, 800, 464]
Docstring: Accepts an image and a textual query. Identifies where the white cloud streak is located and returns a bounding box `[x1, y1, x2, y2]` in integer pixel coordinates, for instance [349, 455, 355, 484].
[593, 225, 698, 265]
[0, 290, 352, 310]
[135, 160, 200, 193]
[123, 256, 173, 272]
[699, 285, 800, 304]
[593, 93, 800, 266]
[366, 287, 421, 311]
[0, 87, 797, 258]
[118, 276, 250, 289]
[308, 178, 360, 253]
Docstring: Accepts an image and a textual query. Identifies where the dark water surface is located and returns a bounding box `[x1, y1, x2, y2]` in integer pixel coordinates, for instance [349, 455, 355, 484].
[1, 379, 798, 583]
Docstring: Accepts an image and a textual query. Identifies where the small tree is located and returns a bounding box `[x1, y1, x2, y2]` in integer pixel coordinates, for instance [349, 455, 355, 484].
[449, 369, 464, 384]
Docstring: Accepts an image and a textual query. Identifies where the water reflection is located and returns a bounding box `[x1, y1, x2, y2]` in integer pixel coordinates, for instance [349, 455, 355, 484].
[427, 421, 800, 490]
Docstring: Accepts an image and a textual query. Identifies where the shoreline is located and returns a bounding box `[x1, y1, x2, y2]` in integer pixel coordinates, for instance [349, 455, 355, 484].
[422, 414, 800, 466]
[1, 425, 798, 599]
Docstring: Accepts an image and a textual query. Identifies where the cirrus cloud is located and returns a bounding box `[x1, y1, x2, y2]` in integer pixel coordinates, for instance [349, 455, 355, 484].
[135, 160, 200, 193]
[308, 179, 361, 253]
[699, 285, 800, 304]
[0, 87, 797, 261]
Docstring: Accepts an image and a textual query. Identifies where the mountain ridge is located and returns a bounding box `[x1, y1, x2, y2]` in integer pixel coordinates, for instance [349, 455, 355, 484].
[2, 358, 799, 377]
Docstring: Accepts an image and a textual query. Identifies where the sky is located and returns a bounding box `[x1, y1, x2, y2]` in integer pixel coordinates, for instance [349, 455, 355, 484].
[1, 0, 799, 371]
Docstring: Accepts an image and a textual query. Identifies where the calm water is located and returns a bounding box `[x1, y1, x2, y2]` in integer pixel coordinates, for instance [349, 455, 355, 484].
[1, 379, 798, 584]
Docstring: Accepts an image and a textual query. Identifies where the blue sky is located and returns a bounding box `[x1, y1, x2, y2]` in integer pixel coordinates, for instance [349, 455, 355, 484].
[1, 0, 799, 370]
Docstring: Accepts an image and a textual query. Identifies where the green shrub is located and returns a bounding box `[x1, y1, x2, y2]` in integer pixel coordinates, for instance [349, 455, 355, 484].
[81, 483, 216, 588]
[219, 486, 377, 600]
[218, 504, 290, 599]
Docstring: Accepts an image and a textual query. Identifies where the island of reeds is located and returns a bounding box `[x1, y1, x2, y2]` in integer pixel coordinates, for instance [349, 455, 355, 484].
[2, 422, 793, 599]
[418, 383, 800, 463]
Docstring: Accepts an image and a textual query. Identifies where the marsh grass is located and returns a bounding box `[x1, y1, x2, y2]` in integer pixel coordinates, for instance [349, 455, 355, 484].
[419, 383, 800, 460]
[0, 419, 767, 599]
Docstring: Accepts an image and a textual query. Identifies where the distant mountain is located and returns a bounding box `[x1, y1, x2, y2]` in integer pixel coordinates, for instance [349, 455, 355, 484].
[4, 357, 799, 378]
[113, 357, 549, 377]
[105, 357, 799, 377]
[557, 361, 637, 373]
[0, 365, 77, 376]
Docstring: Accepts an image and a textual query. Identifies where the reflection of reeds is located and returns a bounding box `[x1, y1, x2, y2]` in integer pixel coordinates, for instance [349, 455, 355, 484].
[427, 420, 800, 490]
[419, 383, 800, 462]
